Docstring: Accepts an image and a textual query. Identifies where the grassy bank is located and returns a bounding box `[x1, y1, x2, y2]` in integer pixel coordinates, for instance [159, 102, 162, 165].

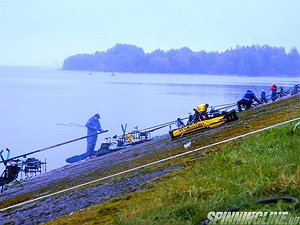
[48, 100, 300, 224]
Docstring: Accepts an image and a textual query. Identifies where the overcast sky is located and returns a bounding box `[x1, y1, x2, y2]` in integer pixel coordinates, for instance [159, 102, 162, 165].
[1, 0, 299, 67]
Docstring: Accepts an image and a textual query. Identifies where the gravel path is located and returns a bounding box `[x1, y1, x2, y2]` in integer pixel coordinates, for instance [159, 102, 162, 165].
[0, 133, 186, 224]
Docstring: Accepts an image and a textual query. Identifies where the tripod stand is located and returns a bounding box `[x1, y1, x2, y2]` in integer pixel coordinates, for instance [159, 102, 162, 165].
[0, 149, 23, 193]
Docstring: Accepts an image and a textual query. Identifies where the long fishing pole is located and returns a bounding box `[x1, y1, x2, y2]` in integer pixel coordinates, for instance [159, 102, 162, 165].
[142, 123, 175, 133]
[141, 101, 239, 133]
[143, 101, 238, 134]
[212, 103, 236, 108]
[142, 104, 233, 133]
[0, 130, 108, 164]
[69, 123, 86, 127]
[56, 123, 85, 128]
[251, 85, 259, 96]
[141, 122, 175, 132]
[141, 116, 190, 132]
[213, 103, 237, 111]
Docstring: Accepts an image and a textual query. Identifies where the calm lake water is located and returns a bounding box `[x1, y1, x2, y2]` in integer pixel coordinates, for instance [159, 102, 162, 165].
[0, 66, 299, 171]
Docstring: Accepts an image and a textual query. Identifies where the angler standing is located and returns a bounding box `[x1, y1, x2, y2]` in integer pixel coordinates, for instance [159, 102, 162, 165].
[270, 84, 277, 102]
[85, 114, 103, 157]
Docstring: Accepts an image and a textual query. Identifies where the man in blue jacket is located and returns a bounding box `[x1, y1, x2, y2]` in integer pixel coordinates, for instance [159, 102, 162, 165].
[85, 114, 103, 157]
[237, 90, 261, 112]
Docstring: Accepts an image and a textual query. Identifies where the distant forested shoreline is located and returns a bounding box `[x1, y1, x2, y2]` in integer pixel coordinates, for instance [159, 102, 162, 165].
[62, 44, 300, 76]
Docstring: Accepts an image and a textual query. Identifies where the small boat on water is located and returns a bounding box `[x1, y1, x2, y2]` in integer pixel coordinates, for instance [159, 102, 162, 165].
[169, 109, 238, 139]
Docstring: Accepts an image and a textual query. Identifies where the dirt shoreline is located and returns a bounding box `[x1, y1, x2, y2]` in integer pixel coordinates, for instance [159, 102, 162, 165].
[0, 132, 188, 224]
[1, 94, 300, 224]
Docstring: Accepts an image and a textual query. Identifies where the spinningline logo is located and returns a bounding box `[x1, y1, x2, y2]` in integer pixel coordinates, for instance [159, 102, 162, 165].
[206, 211, 300, 224]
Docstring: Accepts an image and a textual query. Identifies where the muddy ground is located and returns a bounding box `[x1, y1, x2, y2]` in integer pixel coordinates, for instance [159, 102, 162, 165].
[1, 94, 299, 225]
[0, 130, 203, 225]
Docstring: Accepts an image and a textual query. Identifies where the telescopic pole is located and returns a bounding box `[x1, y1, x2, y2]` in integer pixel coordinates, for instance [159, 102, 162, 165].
[0, 130, 108, 164]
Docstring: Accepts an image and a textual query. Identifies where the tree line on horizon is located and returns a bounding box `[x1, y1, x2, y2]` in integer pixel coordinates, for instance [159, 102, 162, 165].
[62, 44, 300, 76]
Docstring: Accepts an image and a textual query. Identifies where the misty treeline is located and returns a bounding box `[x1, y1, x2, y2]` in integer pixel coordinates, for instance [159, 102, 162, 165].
[63, 44, 300, 75]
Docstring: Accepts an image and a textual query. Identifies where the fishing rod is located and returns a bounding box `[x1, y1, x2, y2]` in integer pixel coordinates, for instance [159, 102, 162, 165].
[143, 102, 238, 133]
[251, 85, 259, 95]
[0, 130, 108, 164]
[56, 123, 85, 128]
[111, 123, 174, 141]
[111, 86, 298, 141]
[212, 103, 237, 111]
[141, 116, 190, 133]
[142, 123, 175, 133]
[141, 103, 236, 133]
[212, 103, 236, 108]
[136, 101, 240, 134]
[69, 123, 85, 127]
[141, 122, 174, 132]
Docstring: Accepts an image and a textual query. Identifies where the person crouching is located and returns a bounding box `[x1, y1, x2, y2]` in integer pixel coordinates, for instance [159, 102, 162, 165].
[237, 90, 261, 112]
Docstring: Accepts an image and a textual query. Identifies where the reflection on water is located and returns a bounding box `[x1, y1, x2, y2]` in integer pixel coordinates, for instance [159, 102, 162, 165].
[0, 66, 299, 171]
